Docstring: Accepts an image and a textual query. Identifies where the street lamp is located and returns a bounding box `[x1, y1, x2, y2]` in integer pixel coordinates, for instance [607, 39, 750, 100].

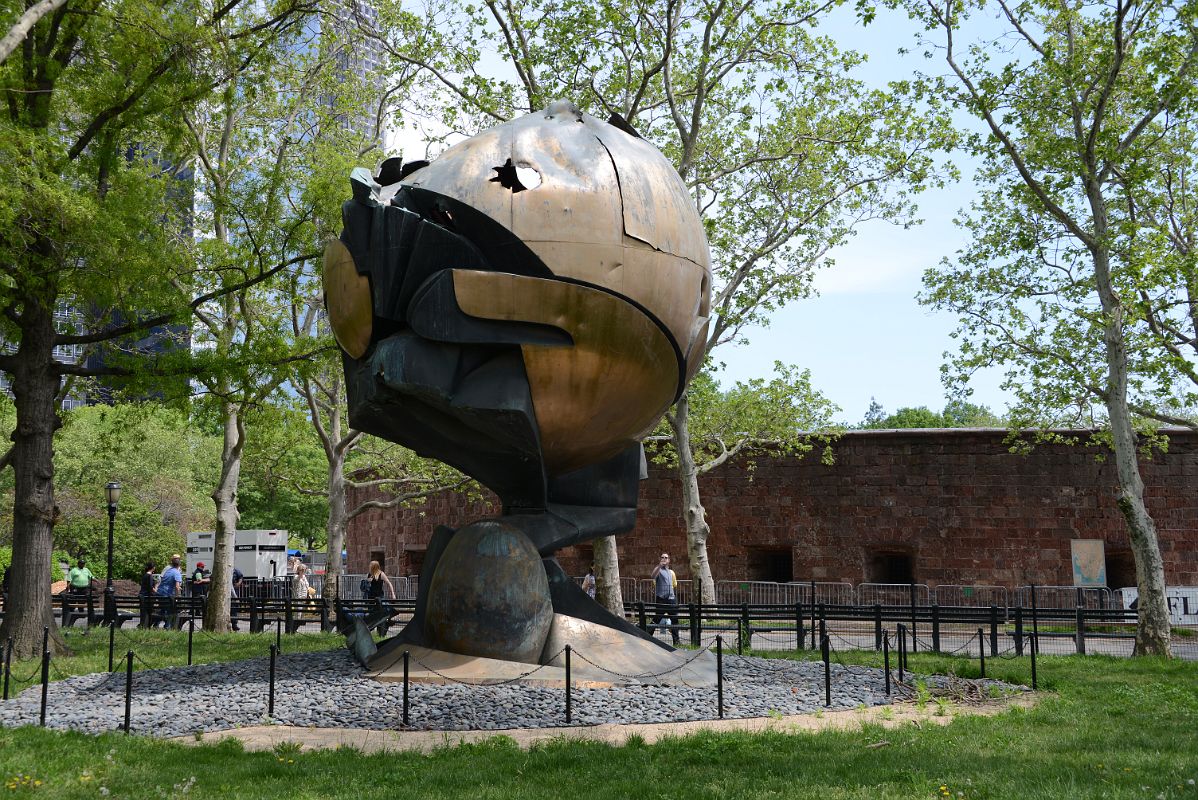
[104, 482, 121, 624]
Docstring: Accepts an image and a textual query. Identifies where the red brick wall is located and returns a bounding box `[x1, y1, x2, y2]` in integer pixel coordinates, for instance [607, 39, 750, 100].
[346, 429, 1198, 588]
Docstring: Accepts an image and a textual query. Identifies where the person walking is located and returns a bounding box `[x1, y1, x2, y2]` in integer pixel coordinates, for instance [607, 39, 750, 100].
[138, 561, 157, 628]
[155, 555, 184, 629]
[366, 561, 395, 635]
[190, 562, 210, 600]
[651, 552, 680, 645]
[288, 563, 310, 633]
[582, 566, 597, 600]
[230, 568, 245, 631]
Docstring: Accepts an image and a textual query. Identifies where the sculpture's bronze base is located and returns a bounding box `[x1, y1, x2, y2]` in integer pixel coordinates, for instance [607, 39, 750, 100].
[366, 614, 716, 688]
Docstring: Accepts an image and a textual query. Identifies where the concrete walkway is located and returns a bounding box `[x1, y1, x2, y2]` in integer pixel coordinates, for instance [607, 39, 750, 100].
[179, 694, 1037, 754]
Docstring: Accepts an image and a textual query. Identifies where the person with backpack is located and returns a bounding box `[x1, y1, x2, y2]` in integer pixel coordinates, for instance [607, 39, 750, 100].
[191, 562, 210, 600]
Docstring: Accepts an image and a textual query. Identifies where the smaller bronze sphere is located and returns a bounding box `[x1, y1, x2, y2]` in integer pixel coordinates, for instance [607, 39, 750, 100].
[424, 521, 554, 664]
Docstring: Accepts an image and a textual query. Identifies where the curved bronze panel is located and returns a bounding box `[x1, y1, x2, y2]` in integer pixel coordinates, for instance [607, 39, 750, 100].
[322, 239, 372, 359]
[684, 317, 710, 386]
[522, 240, 706, 357]
[594, 126, 711, 269]
[402, 104, 712, 373]
[451, 269, 678, 474]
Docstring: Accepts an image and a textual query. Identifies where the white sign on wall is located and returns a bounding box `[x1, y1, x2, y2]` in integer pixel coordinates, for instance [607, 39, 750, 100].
[1119, 586, 1198, 625]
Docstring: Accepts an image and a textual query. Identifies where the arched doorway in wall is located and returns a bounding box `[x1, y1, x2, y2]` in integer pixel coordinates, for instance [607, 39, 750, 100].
[745, 547, 794, 583]
[866, 548, 915, 584]
[1105, 549, 1136, 591]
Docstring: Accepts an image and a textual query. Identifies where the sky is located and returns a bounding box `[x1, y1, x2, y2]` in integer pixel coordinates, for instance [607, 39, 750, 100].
[386, 3, 1016, 427]
[712, 5, 1013, 426]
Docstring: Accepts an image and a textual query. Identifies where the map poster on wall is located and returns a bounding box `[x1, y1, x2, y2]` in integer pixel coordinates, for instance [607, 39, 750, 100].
[1071, 539, 1107, 587]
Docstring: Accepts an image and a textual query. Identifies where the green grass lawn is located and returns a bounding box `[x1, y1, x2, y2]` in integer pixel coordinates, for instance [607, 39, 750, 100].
[1, 644, 1196, 798]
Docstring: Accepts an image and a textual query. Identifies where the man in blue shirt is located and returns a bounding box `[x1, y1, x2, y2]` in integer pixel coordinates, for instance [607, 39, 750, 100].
[155, 555, 183, 628]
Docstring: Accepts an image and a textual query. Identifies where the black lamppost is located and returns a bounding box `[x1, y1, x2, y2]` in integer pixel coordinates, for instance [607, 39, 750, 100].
[104, 481, 121, 625]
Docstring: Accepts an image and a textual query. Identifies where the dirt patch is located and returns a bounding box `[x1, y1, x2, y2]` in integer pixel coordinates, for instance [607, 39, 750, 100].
[181, 693, 1039, 754]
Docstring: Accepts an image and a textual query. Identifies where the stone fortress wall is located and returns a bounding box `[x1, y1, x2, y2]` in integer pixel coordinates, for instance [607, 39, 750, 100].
[346, 429, 1198, 590]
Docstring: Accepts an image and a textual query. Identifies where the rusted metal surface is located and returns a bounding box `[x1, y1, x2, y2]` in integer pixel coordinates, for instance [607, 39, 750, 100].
[321, 239, 372, 359]
[423, 521, 554, 664]
[452, 269, 677, 474]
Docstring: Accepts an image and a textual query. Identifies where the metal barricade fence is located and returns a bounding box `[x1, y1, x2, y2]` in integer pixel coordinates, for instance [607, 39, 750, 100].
[934, 584, 1009, 609]
[856, 583, 932, 607]
[716, 581, 806, 605]
[1014, 585, 1113, 609]
[811, 582, 855, 606]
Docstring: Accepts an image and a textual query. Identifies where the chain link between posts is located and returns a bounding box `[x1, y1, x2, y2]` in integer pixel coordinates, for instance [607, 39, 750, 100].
[568, 643, 714, 681]
[406, 647, 568, 686]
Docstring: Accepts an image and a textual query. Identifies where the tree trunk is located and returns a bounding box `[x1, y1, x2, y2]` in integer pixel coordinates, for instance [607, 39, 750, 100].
[1089, 196, 1172, 657]
[323, 455, 347, 604]
[671, 392, 716, 604]
[0, 300, 68, 658]
[204, 402, 243, 632]
[592, 534, 624, 617]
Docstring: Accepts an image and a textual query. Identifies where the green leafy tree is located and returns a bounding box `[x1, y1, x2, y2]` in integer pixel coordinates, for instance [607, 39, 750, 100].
[288, 333, 470, 602]
[442, 0, 953, 604]
[237, 403, 330, 551]
[0, 0, 314, 657]
[858, 400, 1002, 428]
[649, 363, 841, 486]
[910, 0, 1198, 655]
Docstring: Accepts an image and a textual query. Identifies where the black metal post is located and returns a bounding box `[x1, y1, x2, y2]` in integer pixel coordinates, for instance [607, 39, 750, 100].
[883, 631, 891, 696]
[810, 584, 817, 649]
[874, 604, 883, 651]
[250, 599, 260, 633]
[564, 645, 572, 723]
[39, 627, 49, 727]
[1075, 605, 1086, 655]
[897, 623, 906, 682]
[909, 582, 918, 653]
[123, 650, 133, 734]
[402, 650, 410, 726]
[689, 603, 698, 647]
[275, 618, 282, 652]
[716, 635, 724, 719]
[60, 593, 69, 628]
[977, 628, 986, 678]
[821, 634, 831, 707]
[188, 617, 194, 665]
[1030, 628, 1038, 691]
[818, 603, 827, 649]
[285, 597, 294, 635]
[320, 598, 330, 633]
[1014, 606, 1024, 656]
[931, 604, 941, 653]
[2, 637, 11, 701]
[107, 608, 116, 672]
[989, 605, 999, 656]
[795, 602, 804, 652]
[105, 500, 117, 628]
[736, 618, 743, 655]
[637, 602, 647, 632]
[268, 644, 277, 717]
[1030, 584, 1041, 658]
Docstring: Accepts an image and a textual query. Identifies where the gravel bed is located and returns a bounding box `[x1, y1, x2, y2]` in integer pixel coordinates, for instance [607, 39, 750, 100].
[0, 649, 1022, 737]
